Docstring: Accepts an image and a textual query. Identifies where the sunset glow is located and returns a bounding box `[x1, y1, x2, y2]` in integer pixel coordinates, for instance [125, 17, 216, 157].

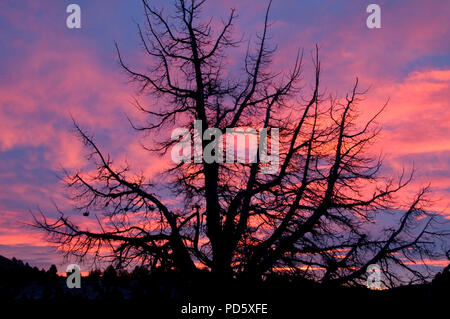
[0, 0, 449, 276]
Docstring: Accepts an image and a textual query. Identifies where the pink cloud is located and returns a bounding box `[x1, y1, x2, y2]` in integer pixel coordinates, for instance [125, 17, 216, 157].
[0, 0, 448, 270]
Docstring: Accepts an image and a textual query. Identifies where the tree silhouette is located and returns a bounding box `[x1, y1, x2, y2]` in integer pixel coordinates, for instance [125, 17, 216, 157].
[34, 0, 447, 287]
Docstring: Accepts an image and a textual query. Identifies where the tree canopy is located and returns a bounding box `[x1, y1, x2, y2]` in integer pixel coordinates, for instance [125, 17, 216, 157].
[34, 0, 448, 288]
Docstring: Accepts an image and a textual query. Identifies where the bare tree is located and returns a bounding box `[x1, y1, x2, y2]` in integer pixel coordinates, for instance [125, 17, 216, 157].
[34, 0, 447, 287]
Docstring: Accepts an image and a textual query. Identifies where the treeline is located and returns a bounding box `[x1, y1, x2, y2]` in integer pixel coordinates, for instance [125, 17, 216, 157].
[0, 255, 448, 306]
[0, 256, 58, 285]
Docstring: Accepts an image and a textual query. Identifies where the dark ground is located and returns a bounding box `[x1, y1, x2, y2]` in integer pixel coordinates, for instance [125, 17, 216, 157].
[0, 255, 448, 317]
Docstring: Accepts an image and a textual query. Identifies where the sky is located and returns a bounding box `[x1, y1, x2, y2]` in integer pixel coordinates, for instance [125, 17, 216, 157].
[0, 0, 449, 272]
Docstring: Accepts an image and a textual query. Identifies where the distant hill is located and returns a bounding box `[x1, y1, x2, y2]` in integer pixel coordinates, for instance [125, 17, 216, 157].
[0, 255, 13, 270]
[0, 254, 26, 272]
